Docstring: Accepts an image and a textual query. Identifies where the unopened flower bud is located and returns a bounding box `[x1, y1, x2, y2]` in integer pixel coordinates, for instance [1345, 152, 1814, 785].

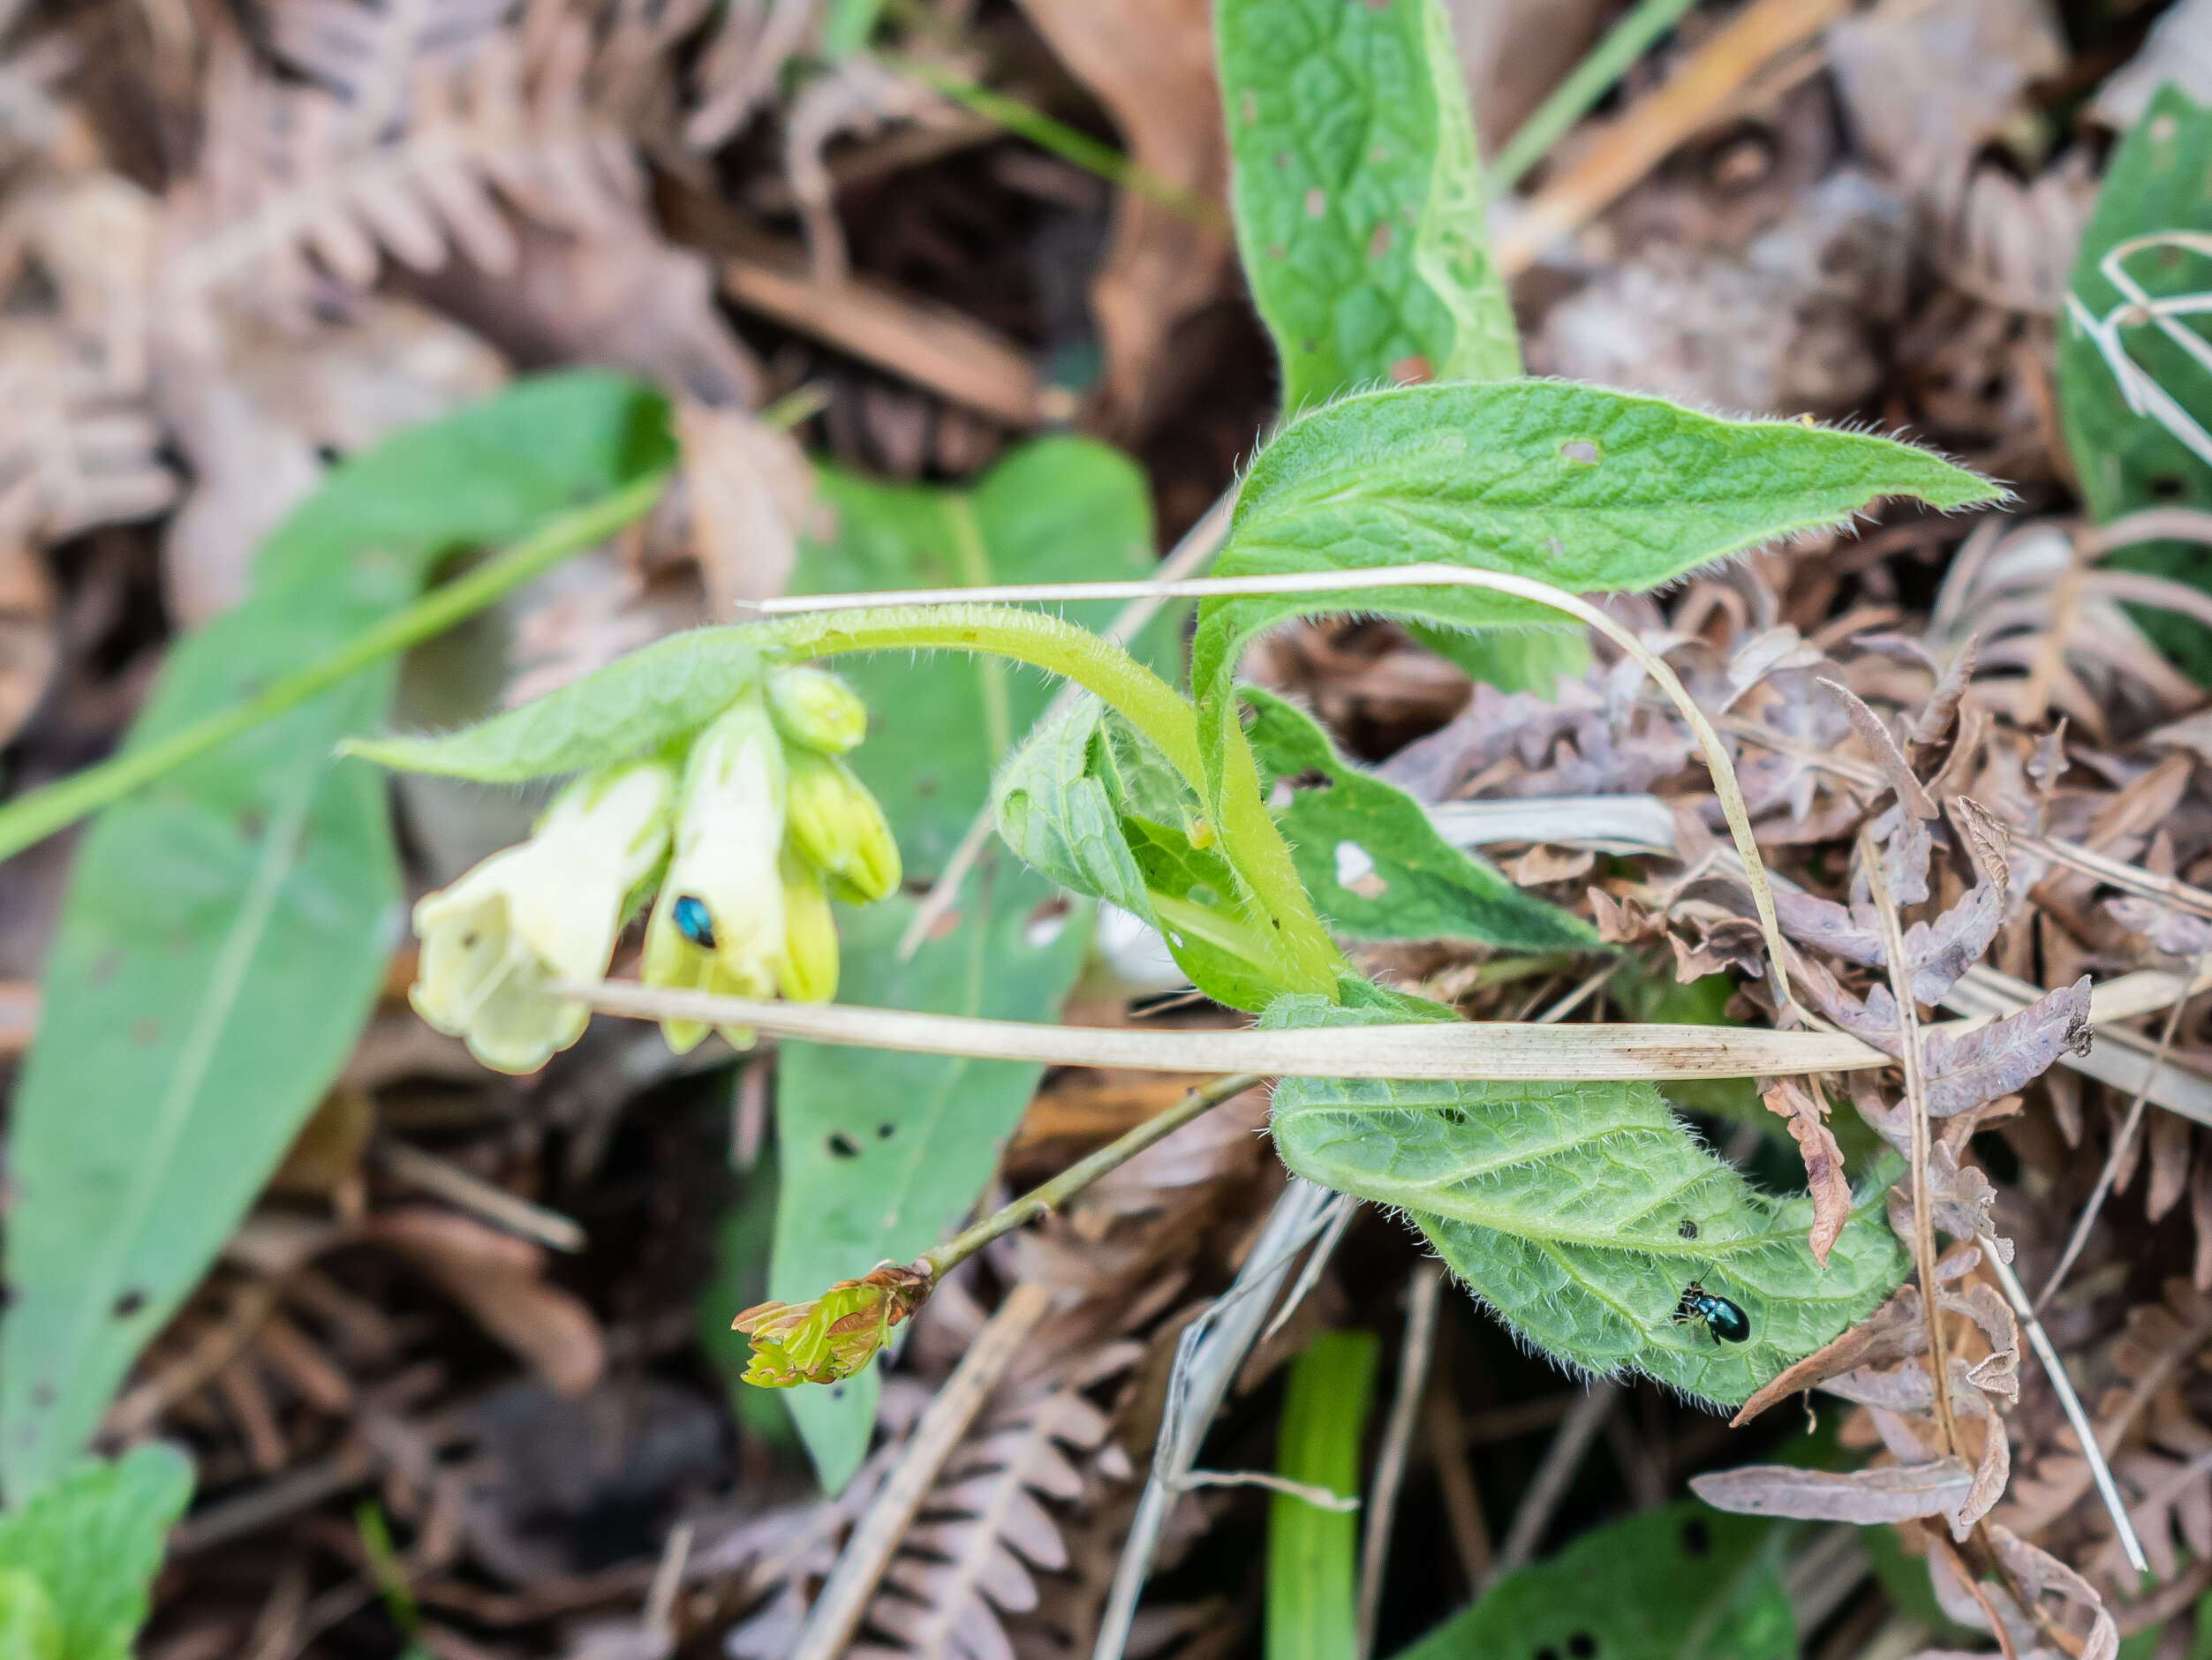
[785, 751, 902, 902]
[411, 760, 676, 1074]
[766, 664, 868, 754]
[643, 694, 789, 1053]
[731, 1262, 931, 1387]
[777, 852, 839, 1003]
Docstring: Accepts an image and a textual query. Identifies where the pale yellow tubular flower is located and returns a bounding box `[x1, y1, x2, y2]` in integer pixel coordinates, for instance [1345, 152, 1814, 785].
[411, 759, 677, 1075]
[643, 692, 789, 1053]
[765, 664, 869, 754]
[777, 850, 839, 1003]
[783, 751, 902, 903]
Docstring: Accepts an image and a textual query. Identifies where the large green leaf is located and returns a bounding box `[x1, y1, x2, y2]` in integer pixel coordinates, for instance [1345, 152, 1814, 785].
[0, 1444, 193, 1660]
[1267, 1331, 1376, 1660]
[1265, 1000, 1906, 1407]
[1243, 687, 1594, 952]
[1398, 1501, 1795, 1660]
[2056, 86, 2212, 678]
[1188, 381, 2000, 831]
[755, 435, 1171, 1490]
[2, 373, 673, 1498]
[1217, 0, 1519, 408]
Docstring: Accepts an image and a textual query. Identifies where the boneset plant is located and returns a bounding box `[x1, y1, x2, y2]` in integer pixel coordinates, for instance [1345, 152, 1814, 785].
[350, 375, 1999, 1408]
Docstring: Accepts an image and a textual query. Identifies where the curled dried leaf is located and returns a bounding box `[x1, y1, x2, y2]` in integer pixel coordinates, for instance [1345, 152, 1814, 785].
[1689, 1457, 1975, 1522]
[1763, 1078, 1852, 1266]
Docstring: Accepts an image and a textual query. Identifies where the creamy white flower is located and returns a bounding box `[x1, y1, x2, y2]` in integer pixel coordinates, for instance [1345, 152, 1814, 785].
[644, 692, 789, 1053]
[777, 851, 838, 1003]
[411, 760, 677, 1074]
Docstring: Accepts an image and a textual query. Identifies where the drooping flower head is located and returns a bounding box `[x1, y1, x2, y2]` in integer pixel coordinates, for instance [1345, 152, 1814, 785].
[410, 759, 676, 1074]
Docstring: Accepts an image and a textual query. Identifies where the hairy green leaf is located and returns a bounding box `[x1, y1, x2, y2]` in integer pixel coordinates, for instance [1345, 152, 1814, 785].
[1266, 1000, 1906, 1405]
[1243, 687, 1595, 951]
[1189, 381, 2000, 836]
[1217, 0, 1519, 410]
[0, 1569, 61, 1660]
[1398, 1501, 1795, 1660]
[750, 435, 1169, 1490]
[994, 698, 1287, 1011]
[2, 373, 671, 1498]
[344, 628, 760, 781]
[1267, 1331, 1376, 1660]
[0, 1444, 193, 1660]
[2056, 87, 2212, 678]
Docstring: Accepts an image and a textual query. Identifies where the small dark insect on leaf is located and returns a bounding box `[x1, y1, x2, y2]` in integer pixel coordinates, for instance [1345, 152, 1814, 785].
[1673, 1280, 1750, 1344]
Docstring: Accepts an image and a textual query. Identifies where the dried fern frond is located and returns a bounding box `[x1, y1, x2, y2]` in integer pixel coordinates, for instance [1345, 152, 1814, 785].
[0, 318, 177, 540]
[851, 1386, 1131, 1660]
[253, 0, 520, 140]
[683, 0, 815, 153]
[162, 17, 643, 308]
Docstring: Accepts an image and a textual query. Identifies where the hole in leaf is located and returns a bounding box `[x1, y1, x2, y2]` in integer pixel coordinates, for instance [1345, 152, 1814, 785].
[876, 1123, 895, 1140]
[1536, 1649, 1560, 1660]
[1025, 895, 1072, 948]
[1333, 841, 1388, 900]
[1680, 1518, 1711, 1557]
[1679, 1219, 1699, 1240]
[113, 1289, 146, 1318]
[1560, 439, 1601, 464]
[1567, 1634, 1597, 1658]
[1439, 1105, 1469, 1127]
[2149, 473, 2189, 501]
[827, 1133, 861, 1159]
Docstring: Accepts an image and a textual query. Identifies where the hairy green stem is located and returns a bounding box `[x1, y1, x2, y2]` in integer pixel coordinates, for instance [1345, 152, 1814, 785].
[759, 602, 1347, 994]
[916, 1072, 1265, 1280]
[0, 470, 671, 863]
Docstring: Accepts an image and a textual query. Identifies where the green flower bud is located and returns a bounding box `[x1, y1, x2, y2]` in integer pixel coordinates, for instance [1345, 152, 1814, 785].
[766, 664, 868, 754]
[411, 759, 677, 1074]
[785, 751, 902, 902]
[643, 693, 789, 1054]
[777, 851, 839, 1003]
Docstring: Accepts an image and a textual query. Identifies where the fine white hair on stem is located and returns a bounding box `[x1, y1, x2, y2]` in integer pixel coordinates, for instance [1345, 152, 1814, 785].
[745, 562, 1801, 1017]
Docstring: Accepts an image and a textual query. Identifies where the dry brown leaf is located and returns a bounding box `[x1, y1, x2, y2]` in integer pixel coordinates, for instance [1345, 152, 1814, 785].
[683, 0, 813, 153]
[672, 398, 817, 615]
[361, 1208, 604, 1395]
[1015, 0, 1232, 439]
[0, 484, 56, 745]
[1500, 844, 1594, 886]
[1688, 1458, 1976, 1522]
[1763, 1078, 1851, 1265]
[1733, 1283, 1927, 1426]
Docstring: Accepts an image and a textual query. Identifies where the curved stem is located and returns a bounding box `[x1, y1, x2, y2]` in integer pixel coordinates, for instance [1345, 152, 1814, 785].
[758, 603, 1348, 994]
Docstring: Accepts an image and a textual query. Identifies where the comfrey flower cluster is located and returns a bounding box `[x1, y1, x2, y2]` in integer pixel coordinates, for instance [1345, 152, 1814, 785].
[407, 665, 900, 1074]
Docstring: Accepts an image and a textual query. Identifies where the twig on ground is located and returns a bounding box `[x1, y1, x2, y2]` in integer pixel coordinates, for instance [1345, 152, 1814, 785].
[374, 1138, 585, 1254]
[1983, 1237, 2150, 1574]
[1423, 1371, 1493, 1589]
[2035, 936, 2212, 1313]
[1357, 1263, 1444, 1660]
[1859, 823, 1961, 1460]
[1488, 1380, 1622, 1584]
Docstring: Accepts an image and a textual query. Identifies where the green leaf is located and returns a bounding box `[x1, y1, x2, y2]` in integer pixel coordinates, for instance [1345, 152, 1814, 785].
[1218, 0, 1519, 409]
[0, 1444, 193, 1660]
[1407, 619, 1591, 696]
[994, 698, 1288, 1010]
[0, 1570, 61, 1660]
[344, 628, 761, 781]
[772, 867, 1092, 1487]
[1267, 1331, 1377, 1660]
[1242, 688, 1595, 951]
[1397, 1501, 1795, 1660]
[2056, 87, 2212, 678]
[1189, 381, 2000, 829]
[1265, 1000, 1906, 1406]
[2, 372, 672, 1498]
[745, 435, 1170, 1489]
